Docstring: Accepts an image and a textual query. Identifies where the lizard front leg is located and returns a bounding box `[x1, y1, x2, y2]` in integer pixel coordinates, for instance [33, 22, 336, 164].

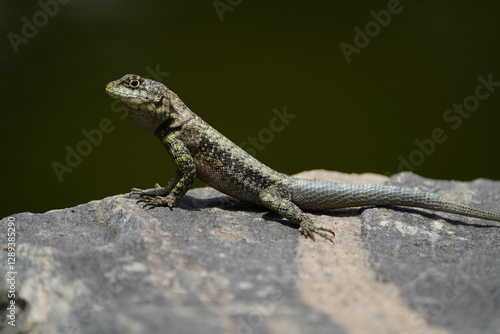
[259, 184, 335, 242]
[138, 135, 196, 209]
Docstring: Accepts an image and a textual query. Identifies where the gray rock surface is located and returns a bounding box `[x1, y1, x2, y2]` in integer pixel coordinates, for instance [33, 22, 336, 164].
[1, 171, 499, 334]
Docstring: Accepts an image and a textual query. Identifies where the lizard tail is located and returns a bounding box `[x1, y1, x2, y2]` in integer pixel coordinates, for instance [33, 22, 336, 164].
[291, 178, 500, 222]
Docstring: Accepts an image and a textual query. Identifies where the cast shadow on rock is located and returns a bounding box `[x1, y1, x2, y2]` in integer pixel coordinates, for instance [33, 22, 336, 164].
[133, 193, 500, 230]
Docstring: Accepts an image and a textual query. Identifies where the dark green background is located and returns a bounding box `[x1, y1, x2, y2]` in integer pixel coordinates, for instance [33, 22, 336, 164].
[2, 0, 499, 218]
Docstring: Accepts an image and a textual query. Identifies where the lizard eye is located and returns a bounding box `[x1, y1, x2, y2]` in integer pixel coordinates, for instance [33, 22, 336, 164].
[129, 79, 141, 89]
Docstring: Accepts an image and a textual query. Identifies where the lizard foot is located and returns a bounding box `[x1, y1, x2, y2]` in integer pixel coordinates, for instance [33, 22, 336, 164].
[299, 219, 335, 243]
[137, 195, 176, 210]
[130, 183, 167, 197]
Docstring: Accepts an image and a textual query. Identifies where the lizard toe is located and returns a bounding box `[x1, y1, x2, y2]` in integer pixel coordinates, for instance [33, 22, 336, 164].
[313, 227, 336, 243]
[130, 188, 145, 197]
[299, 219, 335, 243]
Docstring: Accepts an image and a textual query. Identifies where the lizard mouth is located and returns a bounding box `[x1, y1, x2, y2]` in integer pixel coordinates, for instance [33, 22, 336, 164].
[105, 81, 120, 98]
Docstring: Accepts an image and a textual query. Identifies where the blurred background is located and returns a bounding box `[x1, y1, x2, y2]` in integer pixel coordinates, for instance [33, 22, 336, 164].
[1, 0, 499, 217]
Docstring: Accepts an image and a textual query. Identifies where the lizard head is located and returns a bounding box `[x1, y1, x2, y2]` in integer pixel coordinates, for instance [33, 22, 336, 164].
[105, 74, 173, 134]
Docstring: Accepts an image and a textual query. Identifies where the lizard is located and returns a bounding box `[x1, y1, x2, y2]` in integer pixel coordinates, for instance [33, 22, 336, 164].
[105, 74, 500, 242]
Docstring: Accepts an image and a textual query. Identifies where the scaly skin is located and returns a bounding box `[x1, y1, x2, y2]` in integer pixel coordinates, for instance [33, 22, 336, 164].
[105, 74, 500, 242]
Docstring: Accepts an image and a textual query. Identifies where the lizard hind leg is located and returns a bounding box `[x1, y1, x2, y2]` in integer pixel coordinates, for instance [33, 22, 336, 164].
[259, 185, 335, 243]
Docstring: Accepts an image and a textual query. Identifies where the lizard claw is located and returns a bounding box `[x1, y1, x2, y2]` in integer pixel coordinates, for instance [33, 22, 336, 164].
[136, 195, 177, 209]
[137, 196, 156, 208]
[313, 227, 336, 243]
[299, 219, 335, 243]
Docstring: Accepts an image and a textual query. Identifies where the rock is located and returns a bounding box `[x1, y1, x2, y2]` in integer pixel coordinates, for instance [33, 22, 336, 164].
[0, 170, 499, 334]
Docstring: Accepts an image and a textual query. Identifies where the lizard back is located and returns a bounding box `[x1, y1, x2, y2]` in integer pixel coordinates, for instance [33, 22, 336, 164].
[173, 118, 289, 205]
